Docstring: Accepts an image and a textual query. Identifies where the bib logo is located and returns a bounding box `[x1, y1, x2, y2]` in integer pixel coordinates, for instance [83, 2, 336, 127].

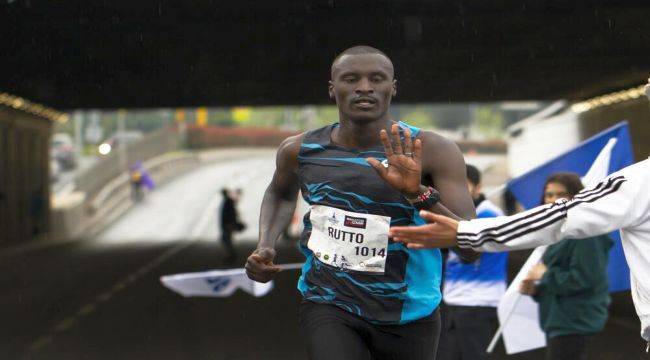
[344, 215, 367, 229]
[329, 213, 340, 226]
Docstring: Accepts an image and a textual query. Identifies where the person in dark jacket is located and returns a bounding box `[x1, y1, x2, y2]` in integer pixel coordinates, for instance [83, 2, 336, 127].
[219, 188, 245, 262]
[520, 172, 612, 360]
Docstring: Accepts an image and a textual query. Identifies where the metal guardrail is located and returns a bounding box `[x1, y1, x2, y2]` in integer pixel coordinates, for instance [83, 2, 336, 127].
[50, 152, 200, 240]
[50, 147, 276, 241]
[88, 153, 199, 215]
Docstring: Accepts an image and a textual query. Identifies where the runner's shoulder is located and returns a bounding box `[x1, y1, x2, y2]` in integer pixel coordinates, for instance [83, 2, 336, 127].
[275, 132, 307, 169]
[415, 129, 462, 156]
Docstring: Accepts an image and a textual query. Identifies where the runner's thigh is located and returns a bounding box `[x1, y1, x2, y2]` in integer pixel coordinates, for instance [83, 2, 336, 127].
[299, 301, 371, 360]
[369, 310, 441, 360]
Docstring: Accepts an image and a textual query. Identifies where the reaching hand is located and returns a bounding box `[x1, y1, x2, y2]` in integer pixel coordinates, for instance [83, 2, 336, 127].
[245, 247, 281, 283]
[519, 279, 538, 296]
[527, 262, 548, 281]
[389, 210, 460, 249]
[645, 77, 650, 101]
[367, 123, 423, 199]
[519, 263, 546, 295]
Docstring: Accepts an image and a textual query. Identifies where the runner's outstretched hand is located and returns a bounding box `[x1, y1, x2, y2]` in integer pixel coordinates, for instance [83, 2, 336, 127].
[367, 123, 423, 199]
[390, 210, 460, 249]
[245, 247, 281, 283]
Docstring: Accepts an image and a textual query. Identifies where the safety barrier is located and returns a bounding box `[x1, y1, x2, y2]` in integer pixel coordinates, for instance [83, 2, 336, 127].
[49, 147, 274, 241]
[73, 127, 182, 201]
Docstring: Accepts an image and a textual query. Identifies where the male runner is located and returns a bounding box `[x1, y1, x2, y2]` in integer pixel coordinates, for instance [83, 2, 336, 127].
[245, 45, 477, 360]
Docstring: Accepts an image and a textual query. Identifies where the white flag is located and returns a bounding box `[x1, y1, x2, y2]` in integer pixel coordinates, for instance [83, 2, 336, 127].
[497, 247, 547, 354]
[494, 138, 616, 354]
[581, 138, 617, 187]
[160, 263, 303, 298]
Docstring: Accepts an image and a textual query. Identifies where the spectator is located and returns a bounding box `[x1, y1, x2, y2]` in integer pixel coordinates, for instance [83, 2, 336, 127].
[438, 164, 507, 360]
[130, 167, 144, 202]
[519, 172, 612, 360]
[219, 188, 245, 262]
[129, 161, 155, 202]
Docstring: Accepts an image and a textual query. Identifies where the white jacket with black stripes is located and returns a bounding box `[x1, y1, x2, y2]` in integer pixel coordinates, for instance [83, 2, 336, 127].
[457, 158, 650, 340]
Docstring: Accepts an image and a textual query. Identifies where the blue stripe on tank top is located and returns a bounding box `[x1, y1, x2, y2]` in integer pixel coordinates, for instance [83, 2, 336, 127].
[401, 210, 442, 323]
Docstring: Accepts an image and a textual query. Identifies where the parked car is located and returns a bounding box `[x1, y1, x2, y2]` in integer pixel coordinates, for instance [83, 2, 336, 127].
[50, 133, 78, 170]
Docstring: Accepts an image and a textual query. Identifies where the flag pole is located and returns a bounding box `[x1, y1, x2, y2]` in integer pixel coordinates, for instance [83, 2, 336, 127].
[486, 293, 523, 354]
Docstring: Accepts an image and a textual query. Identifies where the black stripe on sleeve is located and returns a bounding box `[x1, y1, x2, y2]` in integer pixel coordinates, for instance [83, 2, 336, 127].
[458, 176, 627, 247]
[457, 176, 624, 240]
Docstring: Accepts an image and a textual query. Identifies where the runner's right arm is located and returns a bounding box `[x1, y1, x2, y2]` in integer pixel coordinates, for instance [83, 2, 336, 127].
[245, 134, 303, 283]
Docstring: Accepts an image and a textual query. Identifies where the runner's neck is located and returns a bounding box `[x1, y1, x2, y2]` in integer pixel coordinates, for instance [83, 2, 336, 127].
[333, 119, 395, 149]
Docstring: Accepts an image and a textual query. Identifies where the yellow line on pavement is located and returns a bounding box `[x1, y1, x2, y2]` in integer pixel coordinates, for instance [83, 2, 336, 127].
[53, 317, 76, 333]
[97, 292, 113, 303]
[112, 281, 126, 292]
[24, 239, 197, 357]
[28, 336, 52, 352]
[77, 303, 96, 316]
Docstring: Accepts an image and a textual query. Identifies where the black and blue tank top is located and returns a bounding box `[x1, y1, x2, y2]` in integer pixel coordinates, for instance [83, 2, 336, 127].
[296, 121, 442, 325]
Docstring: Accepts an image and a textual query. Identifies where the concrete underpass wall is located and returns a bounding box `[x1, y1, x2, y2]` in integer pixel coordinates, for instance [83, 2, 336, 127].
[0, 107, 51, 247]
[508, 95, 650, 178]
[578, 97, 650, 160]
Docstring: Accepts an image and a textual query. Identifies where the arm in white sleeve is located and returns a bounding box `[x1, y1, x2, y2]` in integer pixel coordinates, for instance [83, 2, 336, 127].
[457, 158, 650, 252]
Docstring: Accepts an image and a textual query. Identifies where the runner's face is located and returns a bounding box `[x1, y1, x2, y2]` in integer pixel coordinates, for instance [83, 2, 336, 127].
[329, 54, 396, 122]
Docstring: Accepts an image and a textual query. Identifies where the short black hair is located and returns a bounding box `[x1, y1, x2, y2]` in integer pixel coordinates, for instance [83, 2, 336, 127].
[466, 164, 481, 186]
[331, 45, 394, 78]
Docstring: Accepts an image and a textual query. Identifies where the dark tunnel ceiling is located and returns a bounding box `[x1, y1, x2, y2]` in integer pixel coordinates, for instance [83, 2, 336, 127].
[2, 0, 650, 109]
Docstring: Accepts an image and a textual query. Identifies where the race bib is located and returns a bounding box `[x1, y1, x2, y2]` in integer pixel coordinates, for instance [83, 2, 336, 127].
[307, 205, 390, 274]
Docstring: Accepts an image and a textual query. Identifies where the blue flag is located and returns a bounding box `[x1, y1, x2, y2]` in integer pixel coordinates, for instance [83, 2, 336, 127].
[506, 121, 634, 292]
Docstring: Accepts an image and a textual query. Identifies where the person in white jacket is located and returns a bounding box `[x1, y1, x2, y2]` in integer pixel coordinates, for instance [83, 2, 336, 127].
[366, 79, 650, 346]
[386, 79, 650, 343]
[389, 157, 650, 342]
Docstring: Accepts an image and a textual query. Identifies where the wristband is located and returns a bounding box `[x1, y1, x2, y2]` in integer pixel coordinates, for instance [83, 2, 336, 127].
[408, 186, 440, 210]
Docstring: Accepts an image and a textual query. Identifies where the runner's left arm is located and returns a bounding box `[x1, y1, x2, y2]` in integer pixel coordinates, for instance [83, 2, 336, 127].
[389, 159, 650, 251]
[367, 124, 478, 262]
[419, 133, 479, 263]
